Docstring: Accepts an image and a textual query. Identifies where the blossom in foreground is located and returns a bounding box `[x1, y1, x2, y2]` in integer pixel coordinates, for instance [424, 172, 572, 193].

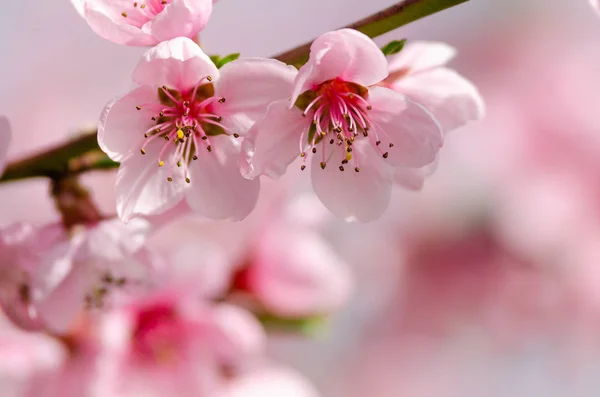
[0, 116, 11, 175]
[0, 219, 159, 333]
[81, 0, 213, 46]
[99, 37, 296, 222]
[246, 29, 443, 222]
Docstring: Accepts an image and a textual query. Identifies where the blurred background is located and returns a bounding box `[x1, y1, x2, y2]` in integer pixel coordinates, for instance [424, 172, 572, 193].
[3, 0, 600, 396]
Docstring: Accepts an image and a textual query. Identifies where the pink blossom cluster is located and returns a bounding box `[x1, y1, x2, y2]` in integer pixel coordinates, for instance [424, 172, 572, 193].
[0, 1, 484, 396]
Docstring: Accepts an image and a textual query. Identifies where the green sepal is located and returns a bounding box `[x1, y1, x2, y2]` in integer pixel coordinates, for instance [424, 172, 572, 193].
[258, 313, 329, 337]
[381, 39, 407, 56]
[209, 53, 241, 69]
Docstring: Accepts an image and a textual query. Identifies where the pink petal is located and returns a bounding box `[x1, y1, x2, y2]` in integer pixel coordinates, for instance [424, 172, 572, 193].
[311, 141, 393, 222]
[83, 1, 156, 46]
[368, 86, 443, 168]
[29, 238, 85, 333]
[212, 304, 266, 365]
[393, 156, 439, 191]
[244, 100, 306, 179]
[290, 29, 388, 105]
[213, 58, 297, 137]
[387, 41, 457, 74]
[391, 67, 485, 133]
[133, 37, 219, 91]
[225, 366, 320, 397]
[185, 136, 260, 220]
[0, 223, 64, 331]
[0, 116, 12, 175]
[250, 227, 353, 317]
[116, 139, 187, 222]
[98, 87, 159, 162]
[77, 218, 151, 262]
[146, 0, 212, 43]
[591, 0, 599, 13]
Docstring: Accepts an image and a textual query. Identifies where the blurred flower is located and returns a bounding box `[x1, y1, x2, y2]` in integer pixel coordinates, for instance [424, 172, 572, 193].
[246, 29, 443, 222]
[0, 219, 160, 334]
[93, 294, 265, 397]
[99, 37, 295, 222]
[591, 0, 599, 14]
[0, 323, 66, 397]
[232, 195, 352, 319]
[81, 0, 213, 46]
[0, 116, 11, 176]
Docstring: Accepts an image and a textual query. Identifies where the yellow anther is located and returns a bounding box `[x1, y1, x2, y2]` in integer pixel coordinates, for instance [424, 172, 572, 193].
[177, 129, 184, 140]
[158, 160, 165, 167]
[345, 152, 353, 162]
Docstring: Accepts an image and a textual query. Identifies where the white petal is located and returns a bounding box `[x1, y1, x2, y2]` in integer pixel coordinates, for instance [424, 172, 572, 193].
[393, 156, 440, 190]
[133, 37, 219, 90]
[213, 58, 297, 136]
[98, 86, 159, 162]
[392, 67, 485, 132]
[311, 141, 393, 222]
[116, 139, 187, 222]
[185, 136, 260, 220]
[245, 100, 306, 179]
[368, 86, 443, 168]
[387, 41, 457, 73]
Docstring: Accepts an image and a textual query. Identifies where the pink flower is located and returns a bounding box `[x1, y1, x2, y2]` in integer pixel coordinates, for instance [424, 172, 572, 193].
[382, 41, 484, 134]
[380, 41, 484, 191]
[81, 0, 213, 46]
[245, 29, 444, 222]
[96, 293, 265, 396]
[233, 195, 353, 318]
[99, 37, 296, 222]
[0, 325, 66, 397]
[0, 219, 160, 333]
[0, 116, 11, 176]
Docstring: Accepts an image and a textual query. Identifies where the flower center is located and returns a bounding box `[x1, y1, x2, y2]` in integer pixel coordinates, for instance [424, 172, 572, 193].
[294, 78, 393, 172]
[136, 77, 234, 184]
[132, 303, 183, 365]
[120, 0, 173, 27]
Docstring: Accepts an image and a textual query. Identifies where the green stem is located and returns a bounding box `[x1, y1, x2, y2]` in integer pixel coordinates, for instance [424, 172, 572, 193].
[0, 0, 469, 184]
[275, 0, 469, 66]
